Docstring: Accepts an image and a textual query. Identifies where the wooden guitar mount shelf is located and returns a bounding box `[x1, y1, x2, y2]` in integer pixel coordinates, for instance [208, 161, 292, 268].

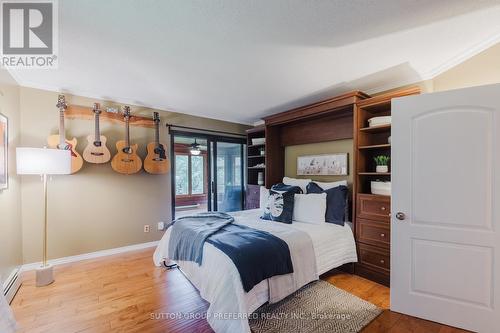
[66, 105, 155, 128]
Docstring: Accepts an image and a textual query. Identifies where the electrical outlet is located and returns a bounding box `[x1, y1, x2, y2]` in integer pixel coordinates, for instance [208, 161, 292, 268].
[144, 225, 150, 233]
[157, 221, 166, 231]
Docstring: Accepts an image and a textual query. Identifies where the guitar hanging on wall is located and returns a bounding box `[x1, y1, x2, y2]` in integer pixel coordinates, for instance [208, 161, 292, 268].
[111, 106, 142, 174]
[144, 112, 169, 174]
[82, 103, 111, 164]
[47, 95, 84, 174]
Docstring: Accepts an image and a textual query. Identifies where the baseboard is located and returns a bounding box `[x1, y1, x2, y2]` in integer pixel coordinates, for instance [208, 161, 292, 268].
[21, 241, 159, 272]
[3, 267, 21, 304]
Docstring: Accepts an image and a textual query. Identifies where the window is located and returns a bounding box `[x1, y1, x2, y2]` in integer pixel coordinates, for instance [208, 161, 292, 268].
[234, 156, 241, 185]
[191, 156, 204, 194]
[175, 155, 189, 195]
[175, 153, 206, 196]
[216, 156, 225, 194]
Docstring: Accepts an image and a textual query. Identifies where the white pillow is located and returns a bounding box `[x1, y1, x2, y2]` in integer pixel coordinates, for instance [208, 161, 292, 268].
[259, 186, 269, 209]
[283, 177, 311, 193]
[312, 180, 348, 191]
[293, 193, 327, 224]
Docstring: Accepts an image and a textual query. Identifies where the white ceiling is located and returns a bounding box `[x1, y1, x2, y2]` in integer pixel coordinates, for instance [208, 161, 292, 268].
[9, 0, 500, 124]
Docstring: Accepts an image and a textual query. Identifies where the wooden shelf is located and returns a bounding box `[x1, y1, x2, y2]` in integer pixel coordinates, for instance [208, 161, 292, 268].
[359, 143, 391, 150]
[246, 126, 266, 193]
[358, 192, 391, 198]
[66, 105, 155, 128]
[358, 172, 390, 176]
[359, 124, 391, 133]
[353, 87, 420, 287]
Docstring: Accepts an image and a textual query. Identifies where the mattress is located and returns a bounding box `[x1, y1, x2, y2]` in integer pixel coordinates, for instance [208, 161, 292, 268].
[285, 218, 357, 275]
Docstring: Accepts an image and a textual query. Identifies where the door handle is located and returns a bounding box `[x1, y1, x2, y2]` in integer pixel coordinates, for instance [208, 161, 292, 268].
[396, 212, 406, 220]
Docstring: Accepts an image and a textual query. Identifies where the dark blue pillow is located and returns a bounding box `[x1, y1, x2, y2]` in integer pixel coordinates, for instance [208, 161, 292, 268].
[306, 182, 348, 226]
[261, 189, 295, 224]
[271, 183, 303, 194]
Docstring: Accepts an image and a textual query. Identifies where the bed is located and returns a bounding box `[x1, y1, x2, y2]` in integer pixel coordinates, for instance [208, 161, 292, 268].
[153, 208, 357, 333]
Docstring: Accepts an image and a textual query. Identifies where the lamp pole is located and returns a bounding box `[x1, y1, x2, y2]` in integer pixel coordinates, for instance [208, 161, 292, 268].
[43, 173, 48, 267]
[37, 172, 53, 286]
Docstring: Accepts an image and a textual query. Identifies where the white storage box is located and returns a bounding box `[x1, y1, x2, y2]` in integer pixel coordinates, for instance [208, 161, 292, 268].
[251, 138, 266, 145]
[368, 116, 391, 127]
[371, 181, 391, 196]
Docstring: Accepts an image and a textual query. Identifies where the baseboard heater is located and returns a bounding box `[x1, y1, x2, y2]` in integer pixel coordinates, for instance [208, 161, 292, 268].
[3, 268, 21, 304]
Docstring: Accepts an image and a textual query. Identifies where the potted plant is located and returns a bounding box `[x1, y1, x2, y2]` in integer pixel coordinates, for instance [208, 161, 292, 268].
[374, 155, 390, 173]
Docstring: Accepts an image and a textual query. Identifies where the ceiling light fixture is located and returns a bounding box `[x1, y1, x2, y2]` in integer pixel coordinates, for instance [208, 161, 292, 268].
[190, 139, 201, 156]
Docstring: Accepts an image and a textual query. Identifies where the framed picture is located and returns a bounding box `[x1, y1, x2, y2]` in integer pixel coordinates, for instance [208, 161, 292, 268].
[297, 153, 348, 176]
[0, 113, 7, 190]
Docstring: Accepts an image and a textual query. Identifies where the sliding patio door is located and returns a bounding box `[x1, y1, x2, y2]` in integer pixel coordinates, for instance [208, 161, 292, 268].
[171, 132, 245, 218]
[212, 141, 245, 212]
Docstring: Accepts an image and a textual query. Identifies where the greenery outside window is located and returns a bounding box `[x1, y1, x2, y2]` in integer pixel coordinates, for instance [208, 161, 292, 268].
[175, 153, 206, 196]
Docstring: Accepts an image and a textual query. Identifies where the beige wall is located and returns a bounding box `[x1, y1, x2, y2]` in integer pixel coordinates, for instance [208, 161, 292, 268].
[433, 42, 500, 92]
[19, 87, 248, 263]
[285, 139, 353, 187]
[0, 70, 22, 285]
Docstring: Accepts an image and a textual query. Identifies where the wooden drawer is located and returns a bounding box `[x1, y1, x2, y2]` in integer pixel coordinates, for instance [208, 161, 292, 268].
[357, 194, 390, 222]
[358, 243, 390, 272]
[245, 184, 260, 210]
[356, 218, 390, 249]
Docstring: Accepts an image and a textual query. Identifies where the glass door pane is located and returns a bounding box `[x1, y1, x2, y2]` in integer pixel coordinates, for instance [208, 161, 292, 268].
[172, 134, 209, 217]
[214, 141, 244, 212]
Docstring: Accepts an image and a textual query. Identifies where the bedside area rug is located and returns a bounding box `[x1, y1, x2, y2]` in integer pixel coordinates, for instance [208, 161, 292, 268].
[249, 280, 382, 333]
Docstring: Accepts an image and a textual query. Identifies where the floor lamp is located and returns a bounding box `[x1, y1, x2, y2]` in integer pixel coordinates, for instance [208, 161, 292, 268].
[16, 147, 71, 287]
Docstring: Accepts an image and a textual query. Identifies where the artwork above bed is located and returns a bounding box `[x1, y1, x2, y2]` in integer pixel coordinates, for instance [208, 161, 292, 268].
[297, 153, 348, 176]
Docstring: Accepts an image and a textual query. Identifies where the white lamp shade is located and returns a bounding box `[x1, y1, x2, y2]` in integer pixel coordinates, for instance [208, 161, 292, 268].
[16, 148, 72, 175]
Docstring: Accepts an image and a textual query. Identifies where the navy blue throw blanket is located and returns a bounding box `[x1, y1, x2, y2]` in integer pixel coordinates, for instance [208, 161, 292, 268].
[207, 223, 294, 292]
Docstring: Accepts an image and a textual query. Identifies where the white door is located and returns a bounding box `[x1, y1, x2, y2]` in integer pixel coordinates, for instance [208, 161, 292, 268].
[391, 84, 500, 333]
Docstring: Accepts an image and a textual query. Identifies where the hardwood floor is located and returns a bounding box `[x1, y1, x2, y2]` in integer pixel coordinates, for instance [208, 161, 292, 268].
[11, 248, 468, 333]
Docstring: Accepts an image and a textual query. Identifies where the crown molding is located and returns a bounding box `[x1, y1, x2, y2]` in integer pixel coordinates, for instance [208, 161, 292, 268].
[422, 31, 500, 81]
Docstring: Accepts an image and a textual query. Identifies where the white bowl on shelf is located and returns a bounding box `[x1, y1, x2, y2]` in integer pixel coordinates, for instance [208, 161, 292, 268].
[368, 116, 391, 127]
[371, 181, 391, 196]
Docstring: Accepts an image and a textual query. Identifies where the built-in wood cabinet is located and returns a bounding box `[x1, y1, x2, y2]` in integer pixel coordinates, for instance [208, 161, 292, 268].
[353, 87, 420, 286]
[246, 126, 266, 187]
[245, 127, 265, 209]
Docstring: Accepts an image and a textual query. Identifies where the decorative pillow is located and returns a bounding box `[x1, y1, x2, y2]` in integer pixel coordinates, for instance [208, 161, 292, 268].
[293, 193, 327, 224]
[259, 186, 269, 209]
[306, 182, 348, 226]
[283, 177, 311, 194]
[271, 183, 303, 194]
[261, 189, 295, 224]
[313, 180, 348, 190]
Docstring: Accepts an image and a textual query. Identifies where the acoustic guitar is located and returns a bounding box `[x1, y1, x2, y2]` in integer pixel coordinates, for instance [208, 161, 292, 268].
[82, 103, 111, 164]
[111, 106, 142, 174]
[144, 112, 169, 174]
[47, 95, 84, 174]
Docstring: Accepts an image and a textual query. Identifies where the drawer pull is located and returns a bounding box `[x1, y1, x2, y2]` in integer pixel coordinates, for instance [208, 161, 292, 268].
[380, 206, 386, 211]
[380, 233, 385, 237]
[380, 259, 385, 264]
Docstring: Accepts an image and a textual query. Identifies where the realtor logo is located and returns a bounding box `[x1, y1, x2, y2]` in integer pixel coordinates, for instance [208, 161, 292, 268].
[0, 0, 58, 68]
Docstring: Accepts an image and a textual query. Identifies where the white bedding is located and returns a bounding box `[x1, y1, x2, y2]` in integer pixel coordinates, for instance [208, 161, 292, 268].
[153, 209, 357, 333]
